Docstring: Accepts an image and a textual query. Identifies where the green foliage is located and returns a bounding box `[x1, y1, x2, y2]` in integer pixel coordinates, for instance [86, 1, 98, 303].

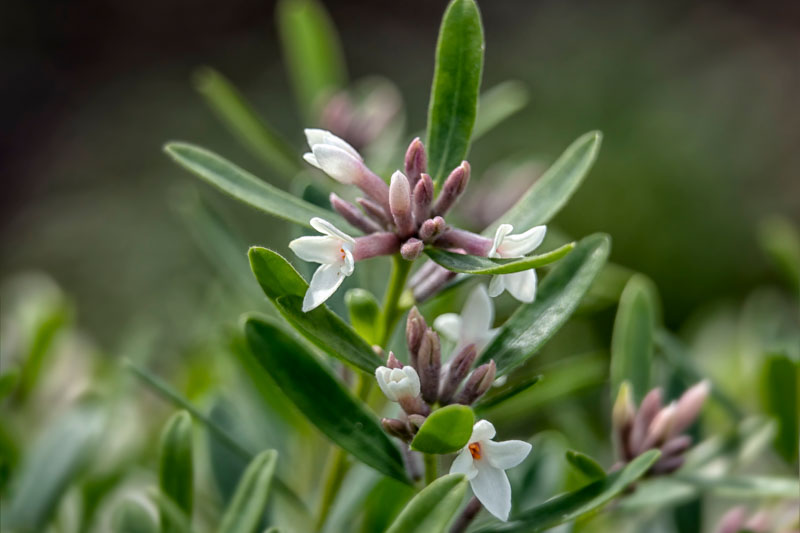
[426, 0, 484, 185]
[760, 354, 799, 463]
[158, 411, 194, 532]
[477, 233, 611, 375]
[248, 247, 380, 373]
[472, 81, 529, 140]
[564, 450, 606, 483]
[425, 242, 574, 275]
[218, 450, 278, 533]
[410, 405, 474, 454]
[112, 499, 159, 533]
[345, 288, 382, 345]
[360, 479, 416, 533]
[150, 490, 193, 533]
[385, 474, 469, 533]
[610, 275, 659, 403]
[244, 317, 409, 483]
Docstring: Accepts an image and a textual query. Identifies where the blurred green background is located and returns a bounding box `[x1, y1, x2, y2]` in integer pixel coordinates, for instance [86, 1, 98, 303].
[2, 0, 799, 348]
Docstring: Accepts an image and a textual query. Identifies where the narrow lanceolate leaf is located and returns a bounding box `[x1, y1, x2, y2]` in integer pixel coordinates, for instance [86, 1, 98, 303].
[410, 405, 474, 454]
[610, 275, 658, 403]
[761, 354, 799, 463]
[277, 0, 346, 118]
[193, 68, 300, 178]
[472, 81, 529, 141]
[218, 450, 278, 533]
[386, 474, 468, 533]
[477, 234, 611, 376]
[149, 490, 193, 533]
[111, 499, 158, 533]
[248, 247, 380, 374]
[345, 288, 382, 345]
[473, 374, 541, 411]
[477, 450, 660, 533]
[244, 317, 409, 484]
[425, 242, 574, 275]
[164, 143, 352, 232]
[565, 450, 606, 482]
[483, 131, 602, 237]
[672, 473, 800, 500]
[426, 0, 484, 185]
[158, 411, 194, 532]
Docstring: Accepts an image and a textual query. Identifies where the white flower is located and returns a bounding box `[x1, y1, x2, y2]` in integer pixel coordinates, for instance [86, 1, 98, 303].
[450, 420, 532, 521]
[375, 366, 421, 402]
[303, 128, 364, 185]
[288, 217, 356, 312]
[433, 285, 498, 356]
[487, 224, 547, 303]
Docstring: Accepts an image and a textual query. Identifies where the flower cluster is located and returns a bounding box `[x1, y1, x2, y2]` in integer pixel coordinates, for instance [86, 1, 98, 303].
[289, 130, 547, 311]
[612, 380, 710, 475]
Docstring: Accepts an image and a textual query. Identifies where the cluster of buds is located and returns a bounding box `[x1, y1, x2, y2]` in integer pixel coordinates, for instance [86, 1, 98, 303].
[612, 380, 710, 475]
[376, 307, 496, 442]
[715, 505, 800, 533]
[292, 129, 548, 311]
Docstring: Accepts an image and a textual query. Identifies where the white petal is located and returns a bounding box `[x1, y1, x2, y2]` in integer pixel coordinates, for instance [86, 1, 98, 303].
[302, 263, 347, 312]
[303, 152, 322, 169]
[310, 217, 355, 244]
[503, 270, 537, 303]
[490, 224, 514, 257]
[322, 130, 362, 160]
[341, 248, 355, 275]
[471, 420, 496, 442]
[375, 366, 396, 401]
[497, 225, 546, 257]
[401, 367, 421, 397]
[311, 145, 363, 185]
[488, 275, 505, 297]
[304, 128, 327, 148]
[450, 449, 479, 480]
[471, 461, 512, 521]
[289, 235, 341, 264]
[484, 439, 532, 470]
[461, 285, 494, 341]
[433, 313, 462, 342]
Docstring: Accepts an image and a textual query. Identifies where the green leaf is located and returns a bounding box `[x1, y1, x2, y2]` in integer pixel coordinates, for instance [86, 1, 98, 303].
[761, 354, 799, 463]
[386, 474, 468, 533]
[672, 474, 800, 500]
[360, 478, 416, 533]
[610, 274, 658, 403]
[483, 131, 602, 237]
[111, 499, 159, 533]
[193, 68, 300, 178]
[345, 288, 382, 345]
[410, 405, 474, 454]
[244, 316, 409, 483]
[564, 450, 606, 482]
[218, 450, 278, 533]
[0, 370, 19, 400]
[158, 411, 194, 532]
[425, 242, 574, 275]
[248, 247, 380, 374]
[472, 81, 529, 141]
[277, 0, 346, 118]
[164, 143, 352, 232]
[149, 490, 193, 533]
[476, 234, 611, 376]
[478, 450, 660, 533]
[473, 375, 541, 411]
[426, 0, 484, 185]
[758, 215, 800, 293]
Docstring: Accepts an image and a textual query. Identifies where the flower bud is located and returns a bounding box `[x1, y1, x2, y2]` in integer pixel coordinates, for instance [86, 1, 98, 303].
[390, 171, 415, 237]
[404, 137, 427, 187]
[412, 173, 434, 224]
[641, 402, 677, 451]
[412, 264, 457, 303]
[659, 435, 692, 458]
[650, 454, 685, 475]
[418, 216, 446, 243]
[353, 232, 400, 261]
[382, 417, 413, 441]
[407, 414, 427, 430]
[357, 197, 391, 225]
[669, 380, 710, 438]
[716, 508, 748, 533]
[433, 161, 470, 215]
[434, 228, 493, 255]
[613, 382, 636, 431]
[417, 329, 441, 404]
[406, 307, 427, 366]
[456, 360, 496, 405]
[401, 238, 424, 261]
[438, 344, 477, 405]
[386, 351, 403, 369]
[330, 193, 382, 234]
[628, 387, 662, 457]
[375, 366, 420, 402]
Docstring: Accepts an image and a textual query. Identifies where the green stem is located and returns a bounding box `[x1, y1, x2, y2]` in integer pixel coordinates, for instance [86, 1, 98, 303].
[423, 453, 438, 485]
[314, 447, 349, 532]
[379, 255, 413, 347]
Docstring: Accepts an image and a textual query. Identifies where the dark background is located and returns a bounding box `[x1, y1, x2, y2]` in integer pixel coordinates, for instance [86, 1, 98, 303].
[2, 0, 799, 347]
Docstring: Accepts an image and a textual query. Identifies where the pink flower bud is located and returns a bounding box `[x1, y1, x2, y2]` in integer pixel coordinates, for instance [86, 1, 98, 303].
[433, 161, 470, 215]
[435, 228, 493, 256]
[386, 351, 403, 369]
[418, 216, 446, 243]
[439, 344, 478, 405]
[353, 232, 400, 261]
[382, 417, 413, 441]
[330, 193, 382, 234]
[628, 387, 663, 457]
[412, 173, 434, 224]
[390, 171, 415, 237]
[456, 360, 496, 405]
[669, 380, 710, 437]
[357, 197, 391, 225]
[401, 238, 424, 261]
[406, 307, 427, 366]
[417, 329, 441, 404]
[404, 137, 427, 187]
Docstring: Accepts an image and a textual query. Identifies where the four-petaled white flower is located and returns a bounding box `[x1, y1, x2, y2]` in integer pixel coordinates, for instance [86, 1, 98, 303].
[375, 366, 421, 402]
[434, 284, 498, 357]
[450, 420, 532, 521]
[303, 128, 364, 185]
[488, 224, 547, 303]
[289, 217, 356, 312]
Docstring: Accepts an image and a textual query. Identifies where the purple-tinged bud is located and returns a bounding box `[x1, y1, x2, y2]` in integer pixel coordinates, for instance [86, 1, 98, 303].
[641, 402, 677, 451]
[628, 388, 663, 457]
[330, 193, 382, 234]
[434, 228, 493, 256]
[417, 329, 441, 404]
[382, 417, 413, 441]
[401, 238, 424, 261]
[659, 435, 692, 458]
[404, 138, 427, 187]
[669, 380, 710, 438]
[650, 454, 685, 475]
[716, 508, 748, 533]
[742, 512, 771, 533]
[456, 360, 496, 405]
[357, 197, 392, 226]
[412, 264, 457, 303]
[407, 414, 427, 430]
[439, 344, 478, 405]
[613, 382, 636, 459]
[433, 161, 470, 216]
[386, 352, 403, 369]
[353, 232, 400, 261]
[412, 173, 434, 224]
[406, 307, 427, 366]
[399, 395, 430, 417]
[418, 216, 446, 243]
[390, 171, 415, 237]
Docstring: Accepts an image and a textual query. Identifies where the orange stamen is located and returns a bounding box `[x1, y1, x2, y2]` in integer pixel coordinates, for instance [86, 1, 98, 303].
[468, 442, 482, 460]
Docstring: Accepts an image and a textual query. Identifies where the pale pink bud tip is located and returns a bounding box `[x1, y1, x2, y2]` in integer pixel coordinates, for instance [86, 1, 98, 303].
[386, 352, 403, 369]
[401, 238, 424, 261]
[390, 171, 415, 237]
[412, 173, 434, 224]
[404, 137, 427, 186]
[434, 161, 470, 215]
